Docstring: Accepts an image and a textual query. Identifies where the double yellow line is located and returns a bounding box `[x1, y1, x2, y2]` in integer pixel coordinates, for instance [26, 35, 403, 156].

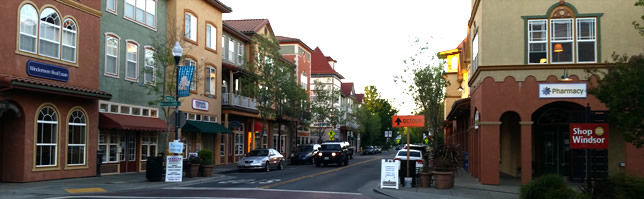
[258, 156, 383, 189]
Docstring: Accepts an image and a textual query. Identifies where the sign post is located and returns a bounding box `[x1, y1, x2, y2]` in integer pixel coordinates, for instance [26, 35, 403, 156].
[392, 115, 425, 178]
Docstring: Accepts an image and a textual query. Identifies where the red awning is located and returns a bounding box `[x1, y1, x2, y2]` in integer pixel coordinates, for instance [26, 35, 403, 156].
[254, 122, 263, 132]
[99, 113, 167, 132]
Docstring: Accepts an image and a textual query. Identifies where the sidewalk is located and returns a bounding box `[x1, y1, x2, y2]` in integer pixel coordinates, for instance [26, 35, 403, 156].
[0, 163, 239, 199]
[373, 168, 520, 199]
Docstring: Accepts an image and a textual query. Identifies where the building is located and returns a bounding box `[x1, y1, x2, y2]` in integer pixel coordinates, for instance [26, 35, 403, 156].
[166, 0, 233, 163]
[97, 0, 169, 174]
[340, 82, 358, 146]
[310, 47, 345, 143]
[0, 0, 110, 182]
[443, 0, 644, 185]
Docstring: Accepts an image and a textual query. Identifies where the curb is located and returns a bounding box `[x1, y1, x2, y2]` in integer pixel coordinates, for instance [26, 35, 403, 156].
[372, 188, 397, 199]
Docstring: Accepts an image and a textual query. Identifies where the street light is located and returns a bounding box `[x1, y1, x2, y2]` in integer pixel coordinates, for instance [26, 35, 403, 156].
[172, 42, 182, 141]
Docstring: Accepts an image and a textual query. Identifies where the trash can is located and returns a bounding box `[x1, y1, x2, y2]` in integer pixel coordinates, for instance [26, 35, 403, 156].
[398, 160, 417, 187]
[96, 151, 104, 177]
[463, 152, 469, 172]
[146, 156, 163, 182]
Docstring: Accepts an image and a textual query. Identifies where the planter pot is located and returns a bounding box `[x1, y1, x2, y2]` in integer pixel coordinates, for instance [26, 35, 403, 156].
[419, 172, 432, 188]
[433, 170, 454, 189]
[189, 163, 200, 178]
[200, 165, 214, 177]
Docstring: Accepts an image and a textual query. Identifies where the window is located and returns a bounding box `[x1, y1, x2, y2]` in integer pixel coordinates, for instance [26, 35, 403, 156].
[551, 19, 573, 63]
[19, 4, 38, 53]
[67, 109, 86, 166]
[235, 133, 243, 155]
[577, 18, 596, 63]
[106, 0, 116, 13]
[205, 66, 216, 95]
[185, 12, 197, 42]
[221, 35, 226, 59]
[125, 0, 156, 28]
[141, 136, 157, 160]
[300, 72, 307, 89]
[61, 19, 76, 62]
[185, 58, 196, 91]
[126, 42, 138, 80]
[105, 34, 119, 76]
[228, 39, 234, 61]
[206, 24, 217, 50]
[39, 8, 61, 59]
[471, 33, 478, 75]
[237, 42, 244, 64]
[36, 106, 58, 167]
[144, 48, 155, 84]
[528, 20, 548, 64]
[220, 135, 225, 156]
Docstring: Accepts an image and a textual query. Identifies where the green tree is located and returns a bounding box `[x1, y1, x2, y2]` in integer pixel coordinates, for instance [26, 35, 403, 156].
[634, 0, 644, 35]
[363, 85, 398, 147]
[310, 80, 345, 142]
[355, 104, 381, 146]
[589, 54, 644, 147]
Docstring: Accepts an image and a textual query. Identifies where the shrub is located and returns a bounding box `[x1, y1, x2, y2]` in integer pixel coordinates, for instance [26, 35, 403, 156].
[610, 173, 644, 199]
[198, 149, 213, 165]
[520, 174, 580, 199]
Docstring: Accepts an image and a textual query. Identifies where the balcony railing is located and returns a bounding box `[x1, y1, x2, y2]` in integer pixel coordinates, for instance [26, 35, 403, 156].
[222, 93, 257, 110]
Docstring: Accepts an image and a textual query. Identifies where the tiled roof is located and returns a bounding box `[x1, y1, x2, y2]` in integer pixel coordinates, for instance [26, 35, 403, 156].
[207, 0, 232, 13]
[311, 47, 344, 79]
[224, 19, 270, 34]
[276, 36, 314, 53]
[0, 74, 111, 99]
[341, 82, 354, 97]
[355, 94, 364, 103]
[223, 23, 251, 41]
[326, 56, 336, 62]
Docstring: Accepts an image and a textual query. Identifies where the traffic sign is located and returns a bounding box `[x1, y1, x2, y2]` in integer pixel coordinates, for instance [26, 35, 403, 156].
[165, 96, 175, 102]
[392, 115, 425, 127]
[161, 101, 181, 107]
[328, 129, 336, 141]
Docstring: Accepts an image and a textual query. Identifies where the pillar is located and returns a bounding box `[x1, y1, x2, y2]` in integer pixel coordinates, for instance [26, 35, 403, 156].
[479, 121, 501, 185]
[214, 133, 221, 165]
[520, 121, 533, 184]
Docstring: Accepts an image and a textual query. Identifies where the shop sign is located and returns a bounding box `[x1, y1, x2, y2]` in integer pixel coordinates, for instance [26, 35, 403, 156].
[192, 99, 208, 111]
[26, 60, 69, 82]
[569, 123, 609, 149]
[380, 159, 400, 189]
[539, 83, 587, 99]
[165, 155, 183, 182]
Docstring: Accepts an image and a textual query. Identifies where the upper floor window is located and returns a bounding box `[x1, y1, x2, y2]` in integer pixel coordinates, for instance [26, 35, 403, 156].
[471, 32, 479, 74]
[104, 34, 119, 77]
[106, 0, 116, 13]
[144, 48, 155, 84]
[206, 24, 217, 51]
[185, 58, 196, 91]
[300, 71, 307, 89]
[205, 66, 216, 95]
[18, 5, 77, 64]
[185, 12, 197, 42]
[221, 35, 225, 59]
[126, 41, 138, 81]
[237, 42, 244, 64]
[228, 39, 235, 61]
[125, 0, 156, 28]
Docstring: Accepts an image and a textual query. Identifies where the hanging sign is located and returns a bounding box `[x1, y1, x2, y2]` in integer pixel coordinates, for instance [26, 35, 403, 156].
[539, 83, 587, 99]
[165, 155, 183, 182]
[569, 123, 609, 149]
[177, 66, 195, 97]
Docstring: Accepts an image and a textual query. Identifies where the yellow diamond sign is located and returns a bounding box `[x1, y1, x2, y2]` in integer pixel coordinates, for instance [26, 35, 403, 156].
[328, 129, 336, 141]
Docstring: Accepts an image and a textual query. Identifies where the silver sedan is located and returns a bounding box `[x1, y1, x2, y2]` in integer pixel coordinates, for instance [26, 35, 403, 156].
[237, 148, 285, 172]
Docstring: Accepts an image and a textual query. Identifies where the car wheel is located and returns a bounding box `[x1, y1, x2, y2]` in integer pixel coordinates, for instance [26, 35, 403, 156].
[310, 157, 315, 165]
[344, 157, 349, 166]
[338, 159, 344, 167]
[350, 155, 353, 159]
[278, 161, 284, 170]
[323, 163, 327, 167]
[315, 161, 321, 167]
[265, 161, 270, 172]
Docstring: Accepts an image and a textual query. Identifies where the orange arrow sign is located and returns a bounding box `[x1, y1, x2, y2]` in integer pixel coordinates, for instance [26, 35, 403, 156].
[392, 115, 425, 127]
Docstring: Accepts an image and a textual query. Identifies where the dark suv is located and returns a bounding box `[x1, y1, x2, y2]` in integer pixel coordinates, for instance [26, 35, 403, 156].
[314, 142, 349, 167]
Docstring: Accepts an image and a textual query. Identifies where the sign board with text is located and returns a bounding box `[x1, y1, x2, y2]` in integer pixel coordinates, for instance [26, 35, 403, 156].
[392, 115, 425, 127]
[539, 83, 587, 99]
[26, 60, 69, 82]
[168, 140, 184, 154]
[569, 123, 609, 149]
[192, 99, 209, 111]
[165, 155, 183, 182]
[380, 159, 400, 189]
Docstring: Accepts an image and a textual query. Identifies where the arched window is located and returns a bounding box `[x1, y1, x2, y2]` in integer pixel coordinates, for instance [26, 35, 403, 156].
[36, 106, 58, 167]
[19, 4, 38, 53]
[126, 41, 138, 80]
[67, 109, 86, 166]
[39, 8, 61, 59]
[104, 34, 120, 76]
[61, 19, 76, 62]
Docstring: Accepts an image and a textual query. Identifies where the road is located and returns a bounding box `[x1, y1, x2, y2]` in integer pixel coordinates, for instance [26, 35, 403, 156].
[53, 151, 396, 199]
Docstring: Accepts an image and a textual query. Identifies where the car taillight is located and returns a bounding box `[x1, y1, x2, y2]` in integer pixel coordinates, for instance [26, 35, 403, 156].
[416, 160, 423, 164]
[318, 152, 322, 156]
[394, 158, 401, 161]
[331, 152, 336, 156]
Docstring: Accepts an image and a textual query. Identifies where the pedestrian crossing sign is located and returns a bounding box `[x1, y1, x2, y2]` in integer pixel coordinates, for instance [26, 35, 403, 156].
[328, 130, 335, 141]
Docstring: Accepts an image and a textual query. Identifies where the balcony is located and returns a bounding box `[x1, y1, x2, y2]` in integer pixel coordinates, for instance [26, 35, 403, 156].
[222, 93, 257, 111]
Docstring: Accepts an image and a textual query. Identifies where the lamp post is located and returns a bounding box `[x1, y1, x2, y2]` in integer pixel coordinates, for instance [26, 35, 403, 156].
[172, 42, 183, 142]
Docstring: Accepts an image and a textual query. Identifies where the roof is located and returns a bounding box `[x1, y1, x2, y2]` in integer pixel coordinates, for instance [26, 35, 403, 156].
[206, 0, 232, 13]
[311, 47, 344, 79]
[223, 23, 251, 42]
[355, 94, 364, 103]
[276, 36, 314, 54]
[224, 19, 270, 35]
[182, 120, 232, 134]
[325, 56, 336, 62]
[99, 113, 167, 132]
[341, 82, 354, 97]
[0, 74, 111, 100]
[446, 98, 471, 120]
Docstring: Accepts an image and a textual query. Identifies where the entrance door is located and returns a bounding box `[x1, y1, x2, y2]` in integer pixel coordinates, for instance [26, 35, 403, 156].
[540, 126, 570, 177]
[119, 133, 137, 172]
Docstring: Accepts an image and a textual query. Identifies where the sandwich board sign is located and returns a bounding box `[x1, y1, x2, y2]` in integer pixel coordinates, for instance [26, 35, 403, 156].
[380, 159, 400, 189]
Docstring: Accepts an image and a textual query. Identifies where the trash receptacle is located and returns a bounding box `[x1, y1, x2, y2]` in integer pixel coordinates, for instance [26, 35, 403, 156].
[96, 151, 104, 177]
[463, 152, 469, 172]
[146, 156, 163, 182]
[398, 160, 417, 187]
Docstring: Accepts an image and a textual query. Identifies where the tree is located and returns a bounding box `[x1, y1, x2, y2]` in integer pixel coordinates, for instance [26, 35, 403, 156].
[310, 80, 345, 143]
[362, 85, 398, 147]
[395, 39, 449, 147]
[634, 0, 644, 36]
[355, 104, 381, 146]
[589, 54, 644, 147]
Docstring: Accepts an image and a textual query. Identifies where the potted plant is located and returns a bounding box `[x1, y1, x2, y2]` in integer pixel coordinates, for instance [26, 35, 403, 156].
[431, 145, 461, 189]
[188, 154, 201, 178]
[198, 149, 214, 177]
[419, 161, 432, 187]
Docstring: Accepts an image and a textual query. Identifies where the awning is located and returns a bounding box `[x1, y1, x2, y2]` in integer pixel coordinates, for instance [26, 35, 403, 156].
[182, 120, 232, 134]
[99, 113, 167, 132]
[0, 74, 111, 100]
[446, 98, 471, 120]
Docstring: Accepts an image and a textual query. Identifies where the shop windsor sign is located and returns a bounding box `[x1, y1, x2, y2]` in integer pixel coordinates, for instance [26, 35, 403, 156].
[569, 123, 609, 149]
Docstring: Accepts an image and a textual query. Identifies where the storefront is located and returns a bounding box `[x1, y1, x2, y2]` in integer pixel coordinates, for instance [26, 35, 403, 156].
[181, 120, 232, 164]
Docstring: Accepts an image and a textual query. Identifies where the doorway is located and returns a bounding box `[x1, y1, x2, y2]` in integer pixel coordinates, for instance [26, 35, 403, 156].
[119, 133, 137, 173]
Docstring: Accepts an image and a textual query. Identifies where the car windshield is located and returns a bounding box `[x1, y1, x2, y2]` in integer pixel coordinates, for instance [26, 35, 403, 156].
[365, 146, 373, 149]
[321, 144, 341, 150]
[248, 150, 269, 156]
[397, 151, 421, 157]
[296, 145, 313, 152]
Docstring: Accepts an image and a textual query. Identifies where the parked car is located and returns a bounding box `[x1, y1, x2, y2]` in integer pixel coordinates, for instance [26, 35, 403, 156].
[290, 144, 321, 164]
[314, 142, 349, 167]
[395, 145, 402, 150]
[342, 142, 354, 159]
[375, 146, 382, 153]
[403, 144, 429, 161]
[362, 146, 376, 155]
[394, 149, 424, 174]
[238, 148, 284, 172]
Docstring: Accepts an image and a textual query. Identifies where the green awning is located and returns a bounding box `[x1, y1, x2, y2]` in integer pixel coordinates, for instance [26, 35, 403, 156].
[182, 120, 232, 134]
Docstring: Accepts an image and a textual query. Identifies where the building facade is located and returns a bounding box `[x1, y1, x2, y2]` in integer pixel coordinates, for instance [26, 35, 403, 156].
[310, 47, 344, 143]
[0, 0, 110, 182]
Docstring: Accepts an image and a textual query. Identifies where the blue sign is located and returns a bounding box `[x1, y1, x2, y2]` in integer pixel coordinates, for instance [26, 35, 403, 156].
[177, 66, 195, 97]
[26, 60, 69, 82]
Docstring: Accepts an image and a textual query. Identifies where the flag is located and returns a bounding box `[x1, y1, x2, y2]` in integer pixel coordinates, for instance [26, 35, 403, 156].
[177, 66, 195, 97]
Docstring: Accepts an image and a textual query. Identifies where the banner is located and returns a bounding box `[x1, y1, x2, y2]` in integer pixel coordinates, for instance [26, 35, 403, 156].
[569, 123, 609, 149]
[177, 66, 195, 97]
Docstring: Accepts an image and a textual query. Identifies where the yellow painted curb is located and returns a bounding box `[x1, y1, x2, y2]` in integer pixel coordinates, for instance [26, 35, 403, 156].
[65, 187, 107, 193]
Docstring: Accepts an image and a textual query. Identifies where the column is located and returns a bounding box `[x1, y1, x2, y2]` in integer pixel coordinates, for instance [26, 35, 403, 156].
[520, 121, 533, 184]
[479, 121, 501, 185]
[214, 133, 221, 165]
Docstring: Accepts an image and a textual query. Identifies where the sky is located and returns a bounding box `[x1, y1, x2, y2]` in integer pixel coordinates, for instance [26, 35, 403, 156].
[221, 0, 472, 115]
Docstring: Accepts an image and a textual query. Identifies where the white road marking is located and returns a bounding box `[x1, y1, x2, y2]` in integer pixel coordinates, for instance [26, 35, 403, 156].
[165, 187, 363, 196]
[48, 196, 251, 199]
[217, 179, 281, 184]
